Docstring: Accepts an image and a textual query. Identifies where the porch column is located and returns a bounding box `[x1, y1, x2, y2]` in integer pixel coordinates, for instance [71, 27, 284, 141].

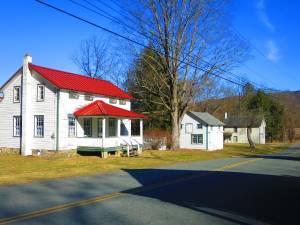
[139, 119, 143, 154]
[117, 119, 121, 137]
[102, 118, 106, 148]
[140, 119, 143, 138]
[128, 119, 131, 137]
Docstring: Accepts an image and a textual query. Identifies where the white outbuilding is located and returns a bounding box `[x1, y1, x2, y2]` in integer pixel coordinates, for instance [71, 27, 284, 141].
[180, 111, 224, 151]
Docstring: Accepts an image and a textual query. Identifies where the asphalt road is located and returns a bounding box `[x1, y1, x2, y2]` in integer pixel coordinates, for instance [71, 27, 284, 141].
[0, 143, 300, 225]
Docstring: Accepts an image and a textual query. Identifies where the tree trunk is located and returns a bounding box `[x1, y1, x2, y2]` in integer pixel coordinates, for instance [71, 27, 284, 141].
[170, 113, 180, 150]
[247, 127, 256, 149]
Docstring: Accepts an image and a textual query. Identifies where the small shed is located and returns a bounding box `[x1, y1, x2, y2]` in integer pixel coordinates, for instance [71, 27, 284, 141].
[180, 111, 224, 150]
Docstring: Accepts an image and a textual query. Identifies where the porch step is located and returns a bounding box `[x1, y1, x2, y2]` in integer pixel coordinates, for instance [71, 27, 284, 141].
[120, 144, 139, 157]
[128, 148, 138, 157]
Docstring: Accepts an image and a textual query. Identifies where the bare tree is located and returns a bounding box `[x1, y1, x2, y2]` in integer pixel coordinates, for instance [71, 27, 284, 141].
[72, 36, 111, 78]
[72, 36, 127, 87]
[125, 0, 249, 149]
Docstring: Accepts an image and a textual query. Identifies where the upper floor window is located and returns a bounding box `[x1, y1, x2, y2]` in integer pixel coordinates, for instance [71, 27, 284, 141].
[13, 86, 20, 103]
[197, 124, 202, 129]
[37, 84, 45, 101]
[0, 92, 4, 102]
[185, 123, 193, 134]
[119, 100, 126, 105]
[69, 92, 79, 99]
[84, 95, 93, 101]
[109, 98, 117, 104]
[13, 116, 21, 137]
[34, 115, 44, 137]
[234, 127, 238, 132]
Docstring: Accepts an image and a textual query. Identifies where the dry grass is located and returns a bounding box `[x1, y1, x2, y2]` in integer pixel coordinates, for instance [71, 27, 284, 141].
[0, 143, 290, 186]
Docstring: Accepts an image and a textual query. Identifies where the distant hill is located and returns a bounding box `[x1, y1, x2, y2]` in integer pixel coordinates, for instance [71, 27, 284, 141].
[274, 90, 300, 105]
[194, 91, 300, 127]
[275, 91, 300, 127]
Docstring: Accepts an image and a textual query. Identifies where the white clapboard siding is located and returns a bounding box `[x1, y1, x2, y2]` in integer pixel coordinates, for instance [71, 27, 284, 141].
[58, 90, 132, 150]
[30, 71, 57, 150]
[179, 113, 224, 151]
[0, 61, 142, 152]
[224, 121, 266, 144]
[0, 71, 22, 148]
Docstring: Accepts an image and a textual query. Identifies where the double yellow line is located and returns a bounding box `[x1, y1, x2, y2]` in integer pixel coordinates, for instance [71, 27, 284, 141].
[0, 192, 124, 225]
[0, 158, 263, 225]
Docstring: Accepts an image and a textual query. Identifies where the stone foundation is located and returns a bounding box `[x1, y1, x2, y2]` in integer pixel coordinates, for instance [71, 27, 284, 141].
[0, 147, 20, 154]
[0, 147, 77, 157]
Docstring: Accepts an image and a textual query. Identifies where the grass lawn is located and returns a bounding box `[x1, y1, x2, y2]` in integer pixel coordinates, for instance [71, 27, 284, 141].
[0, 143, 291, 186]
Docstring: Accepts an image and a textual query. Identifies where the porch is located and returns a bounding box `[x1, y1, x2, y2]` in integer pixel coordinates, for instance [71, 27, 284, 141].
[72, 100, 146, 158]
[75, 117, 143, 157]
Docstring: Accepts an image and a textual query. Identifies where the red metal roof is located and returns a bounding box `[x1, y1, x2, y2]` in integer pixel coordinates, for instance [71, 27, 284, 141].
[74, 100, 146, 119]
[29, 63, 134, 100]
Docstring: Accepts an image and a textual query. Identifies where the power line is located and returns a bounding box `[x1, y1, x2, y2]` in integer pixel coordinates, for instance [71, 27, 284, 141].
[71, 0, 247, 86]
[39, 0, 282, 94]
[68, 0, 161, 43]
[221, 12, 288, 79]
[37, 0, 281, 93]
[36, 0, 246, 87]
[104, 0, 280, 91]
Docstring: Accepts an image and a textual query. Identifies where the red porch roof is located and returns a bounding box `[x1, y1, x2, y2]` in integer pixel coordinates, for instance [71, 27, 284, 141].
[74, 100, 146, 119]
[29, 63, 134, 100]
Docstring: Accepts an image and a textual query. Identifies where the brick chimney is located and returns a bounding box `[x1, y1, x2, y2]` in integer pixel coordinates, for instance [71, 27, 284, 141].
[21, 54, 33, 156]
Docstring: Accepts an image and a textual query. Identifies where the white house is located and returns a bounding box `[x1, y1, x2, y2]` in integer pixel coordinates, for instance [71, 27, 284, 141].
[224, 113, 266, 144]
[0, 55, 146, 156]
[180, 111, 224, 150]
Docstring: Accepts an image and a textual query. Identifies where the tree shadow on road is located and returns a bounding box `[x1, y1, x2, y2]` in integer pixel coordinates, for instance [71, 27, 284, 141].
[253, 155, 300, 161]
[122, 168, 300, 225]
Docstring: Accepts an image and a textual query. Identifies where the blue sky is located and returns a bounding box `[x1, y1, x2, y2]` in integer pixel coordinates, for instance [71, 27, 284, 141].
[0, 0, 299, 91]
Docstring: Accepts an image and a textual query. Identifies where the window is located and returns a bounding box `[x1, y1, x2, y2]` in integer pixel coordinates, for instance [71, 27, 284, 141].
[13, 86, 20, 103]
[97, 118, 103, 137]
[83, 118, 92, 137]
[197, 124, 202, 129]
[0, 92, 4, 102]
[34, 115, 44, 137]
[119, 100, 126, 105]
[108, 118, 117, 137]
[181, 124, 183, 129]
[233, 127, 238, 132]
[13, 116, 21, 137]
[68, 117, 76, 137]
[185, 123, 193, 134]
[109, 98, 117, 104]
[191, 134, 203, 144]
[37, 84, 45, 101]
[84, 95, 93, 101]
[120, 121, 128, 136]
[131, 119, 140, 136]
[69, 92, 79, 99]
